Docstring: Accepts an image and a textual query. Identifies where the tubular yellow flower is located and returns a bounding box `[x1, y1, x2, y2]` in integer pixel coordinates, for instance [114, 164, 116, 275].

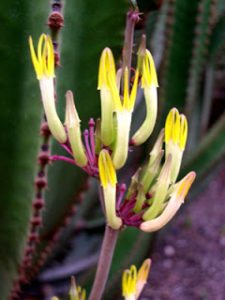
[65, 91, 88, 167]
[99, 149, 117, 188]
[122, 265, 137, 300]
[140, 171, 196, 233]
[132, 49, 158, 146]
[98, 47, 116, 90]
[98, 150, 122, 230]
[29, 34, 55, 80]
[165, 108, 188, 183]
[51, 297, 60, 300]
[165, 108, 188, 150]
[112, 109, 132, 169]
[122, 259, 151, 300]
[141, 50, 158, 88]
[112, 67, 139, 169]
[29, 34, 66, 143]
[97, 48, 116, 146]
[97, 48, 139, 169]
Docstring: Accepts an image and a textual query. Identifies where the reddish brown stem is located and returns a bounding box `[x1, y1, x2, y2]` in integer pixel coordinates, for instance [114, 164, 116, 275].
[89, 226, 119, 300]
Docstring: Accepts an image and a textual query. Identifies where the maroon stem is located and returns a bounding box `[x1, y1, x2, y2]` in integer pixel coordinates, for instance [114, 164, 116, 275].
[122, 10, 139, 76]
[89, 225, 119, 300]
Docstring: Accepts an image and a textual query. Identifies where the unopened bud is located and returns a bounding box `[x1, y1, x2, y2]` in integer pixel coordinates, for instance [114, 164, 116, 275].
[140, 172, 196, 232]
[65, 91, 87, 167]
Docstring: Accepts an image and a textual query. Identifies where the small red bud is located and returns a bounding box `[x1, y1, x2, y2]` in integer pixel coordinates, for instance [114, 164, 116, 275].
[29, 232, 39, 242]
[31, 216, 42, 226]
[48, 12, 64, 30]
[40, 122, 51, 137]
[89, 118, 95, 127]
[33, 198, 45, 210]
[38, 152, 50, 165]
[54, 51, 60, 67]
[35, 176, 47, 189]
[25, 246, 34, 256]
[22, 257, 32, 266]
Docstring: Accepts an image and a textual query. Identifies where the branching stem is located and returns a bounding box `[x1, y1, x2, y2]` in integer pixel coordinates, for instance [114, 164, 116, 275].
[122, 9, 139, 76]
[89, 225, 119, 300]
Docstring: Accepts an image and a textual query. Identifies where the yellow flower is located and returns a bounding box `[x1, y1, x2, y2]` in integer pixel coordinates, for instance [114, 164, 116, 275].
[29, 34, 55, 80]
[165, 108, 188, 183]
[165, 108, 188, 151]
[98, 150, 122, 229]
[69, 276, 86, 300]
[122, 259, 151, 300]
[122, 265, 137, 300]
[140, 171, 196, 232]
[97, 48, 116, 146]
[98, 48, 139, 169]
[29, 34, 66, 143]
[132, 49, 158, 146]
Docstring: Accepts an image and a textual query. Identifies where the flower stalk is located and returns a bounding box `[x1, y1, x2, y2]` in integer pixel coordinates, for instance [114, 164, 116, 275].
[89, 225, 119, 300]
[122, 9, 140, 75]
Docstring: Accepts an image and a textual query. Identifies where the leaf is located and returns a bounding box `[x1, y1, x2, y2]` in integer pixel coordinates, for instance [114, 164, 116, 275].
[208, 15, 225, 61]
[0, 0, 49, 297]
[160, 0, 199, 112]
[181, 112, 225, 193]
[185, 0, 216, 150]
[137, 0, 158, 12]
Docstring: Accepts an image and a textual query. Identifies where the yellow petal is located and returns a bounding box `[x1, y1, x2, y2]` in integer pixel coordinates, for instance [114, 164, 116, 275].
[142, 50, 158, 88]
[29, 34, 55, 79]
[98, 150, 117, 188]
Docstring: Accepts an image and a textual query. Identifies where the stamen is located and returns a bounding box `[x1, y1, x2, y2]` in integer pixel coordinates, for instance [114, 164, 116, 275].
[84, 129, 95, 164]
[116, 183, 127, 210]
[89, 118, 96, 163]
[119, 196, 136, 214]
[50, 155, 75, 165]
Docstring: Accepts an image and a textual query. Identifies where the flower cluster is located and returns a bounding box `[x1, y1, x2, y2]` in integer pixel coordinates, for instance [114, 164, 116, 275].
[29, 33, 195, 233]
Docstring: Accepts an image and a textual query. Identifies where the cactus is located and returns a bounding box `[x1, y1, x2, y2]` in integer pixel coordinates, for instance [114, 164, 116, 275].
[0, 0, 225, 299]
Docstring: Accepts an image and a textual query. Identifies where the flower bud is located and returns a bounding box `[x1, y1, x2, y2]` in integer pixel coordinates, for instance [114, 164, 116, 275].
[165, 108, 188, 183]
[98, 48, 116, 146]
[29, 34, 66, 143]
[140, 171, 196, 232]
[65, 91, 87, 167]
[98, 150, 122, 229]
[132, 50, 158, 145]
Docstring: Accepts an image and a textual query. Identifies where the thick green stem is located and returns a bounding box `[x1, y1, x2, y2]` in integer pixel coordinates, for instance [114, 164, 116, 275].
[89, 225, 119, 300]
